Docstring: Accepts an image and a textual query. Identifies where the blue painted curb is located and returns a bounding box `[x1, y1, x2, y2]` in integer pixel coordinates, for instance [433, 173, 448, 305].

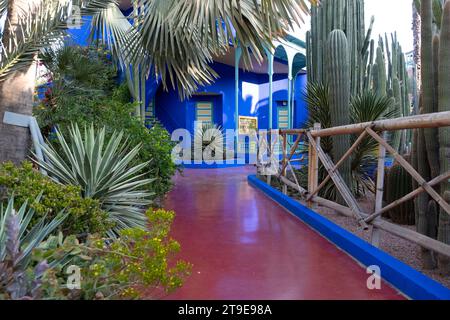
[248, 174, 450, 300]
[179, 162, 247, 169]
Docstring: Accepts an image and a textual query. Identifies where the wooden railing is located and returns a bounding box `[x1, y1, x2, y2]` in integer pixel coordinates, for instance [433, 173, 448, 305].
[257, 111, 450, 258]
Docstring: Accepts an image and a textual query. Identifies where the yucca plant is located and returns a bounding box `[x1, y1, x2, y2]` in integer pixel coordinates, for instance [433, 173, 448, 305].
[300, 83, 396, 200]
[36, 124, 153, 237]
[0, 196, 66, 299]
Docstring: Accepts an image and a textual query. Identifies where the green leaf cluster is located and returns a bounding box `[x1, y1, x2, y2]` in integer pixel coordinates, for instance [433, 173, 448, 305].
[0, 161, 111, 236]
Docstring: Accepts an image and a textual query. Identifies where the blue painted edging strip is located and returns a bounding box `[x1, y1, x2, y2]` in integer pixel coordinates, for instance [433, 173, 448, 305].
[248, 175, 450, 300]
[179, 162, 247, 169]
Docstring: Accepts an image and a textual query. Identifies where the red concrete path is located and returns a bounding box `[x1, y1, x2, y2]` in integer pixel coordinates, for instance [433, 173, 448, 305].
[165, 167, 405, 300]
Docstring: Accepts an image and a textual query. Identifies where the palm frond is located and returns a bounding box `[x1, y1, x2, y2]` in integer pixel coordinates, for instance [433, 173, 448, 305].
[0, 0, 7, 17]
[89, 0, 311, 99]
[0, 0, 71, 81]
[0, 0, 118, 81]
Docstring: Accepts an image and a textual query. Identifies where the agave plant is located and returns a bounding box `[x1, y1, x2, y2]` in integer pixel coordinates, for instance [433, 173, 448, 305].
[36, 124, 153, 237]
[193, 122, 225, 160]
[0, 196, 66, 299]
[300, 83, 396, 199]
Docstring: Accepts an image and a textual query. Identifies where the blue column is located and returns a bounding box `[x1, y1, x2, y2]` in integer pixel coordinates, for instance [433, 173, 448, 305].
[235, 47, 242, 131]
[235, 46, 242, 149]
[267, 53, 274, 130]
[287, 76, 293, 129]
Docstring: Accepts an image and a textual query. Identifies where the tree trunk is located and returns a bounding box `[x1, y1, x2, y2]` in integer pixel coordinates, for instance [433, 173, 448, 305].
[0, 0, 40, 165]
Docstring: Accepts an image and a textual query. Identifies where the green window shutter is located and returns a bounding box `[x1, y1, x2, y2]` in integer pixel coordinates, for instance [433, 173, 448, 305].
[196, 102, 213, 123]
[278, 107, 289, 129]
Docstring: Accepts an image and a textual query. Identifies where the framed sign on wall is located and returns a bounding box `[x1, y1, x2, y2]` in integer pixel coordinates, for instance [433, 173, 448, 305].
[238, 116, 258, 135]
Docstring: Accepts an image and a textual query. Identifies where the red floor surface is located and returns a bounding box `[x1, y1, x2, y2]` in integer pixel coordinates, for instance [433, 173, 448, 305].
[164, 166, 405, 300]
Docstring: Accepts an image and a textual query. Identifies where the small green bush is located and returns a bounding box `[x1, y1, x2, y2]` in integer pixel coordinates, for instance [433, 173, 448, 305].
[0, 161, 111, 235]
[34, 209, 191, 300]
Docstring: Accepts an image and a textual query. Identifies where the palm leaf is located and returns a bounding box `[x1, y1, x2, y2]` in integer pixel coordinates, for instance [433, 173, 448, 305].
[0, 0, 118, 81]
[0, 0, 71, 81]
[89, 0, 312, 99]
[0, 0, 7, 17]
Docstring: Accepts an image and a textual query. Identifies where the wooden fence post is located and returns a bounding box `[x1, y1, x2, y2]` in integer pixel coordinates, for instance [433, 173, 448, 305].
[282, 133, 288, 195]
[308, 123, 320, 208]
[371, 131, 387, 247]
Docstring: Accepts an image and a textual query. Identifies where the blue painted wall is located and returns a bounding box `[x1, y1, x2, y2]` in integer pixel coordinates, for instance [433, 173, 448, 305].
[67, 16, 92, 46]
[294, 74, 308, 128]
[155, 62, 308, 134]
[66, 16, 309, 133]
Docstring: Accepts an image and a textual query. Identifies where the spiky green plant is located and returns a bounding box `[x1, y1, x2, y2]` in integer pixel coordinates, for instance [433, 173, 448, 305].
[302, 84, 395, 200]
[194, 122, 224, 158]
[36, 124, 153, 237]
[0, 196, 66, 299]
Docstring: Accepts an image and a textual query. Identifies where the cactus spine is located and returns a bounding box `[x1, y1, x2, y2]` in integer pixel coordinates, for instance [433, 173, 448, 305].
[327, 30, 352, 203]
[437, 0, 450, 274]
[385, 162, 415, 225]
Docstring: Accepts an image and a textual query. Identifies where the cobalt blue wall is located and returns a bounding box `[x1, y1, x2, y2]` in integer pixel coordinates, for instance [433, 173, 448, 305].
[294, 74, 308, 128]
[155, 62, 308, 134]
[67, 16, 92, 46]
[67, 17, 309, 132]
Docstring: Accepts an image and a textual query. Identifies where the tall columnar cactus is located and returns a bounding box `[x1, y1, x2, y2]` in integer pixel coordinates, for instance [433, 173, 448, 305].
[374, 47, 387, 97]
[370, 33, 411, 152]
[391, 78, 403, 151]
[437, 0, 450, 274]
[307, 0, 373, 96]
[421, 0, 441, 179]
[327, 30, 352, 203]
[385, 162, 415, 225]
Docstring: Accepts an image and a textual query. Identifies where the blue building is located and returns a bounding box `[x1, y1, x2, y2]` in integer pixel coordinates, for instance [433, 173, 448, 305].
[152, 39, 308, 136]
[68, 12, 309, 143]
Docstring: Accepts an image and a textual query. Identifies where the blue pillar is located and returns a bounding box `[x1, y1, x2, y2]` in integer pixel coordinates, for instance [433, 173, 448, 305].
[288, 76, 293, 129]
[234, 47, 242, 154]
[291, 75, 297, 129]
[267, 52, 274, 130]
[235, 46, 242, 147]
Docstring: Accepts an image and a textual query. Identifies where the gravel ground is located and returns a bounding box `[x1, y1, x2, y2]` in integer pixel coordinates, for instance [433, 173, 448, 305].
[300, 196, 450, 290]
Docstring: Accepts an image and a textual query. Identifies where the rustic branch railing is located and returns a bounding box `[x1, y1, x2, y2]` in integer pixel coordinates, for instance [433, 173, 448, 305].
[257, 111, 450, 258]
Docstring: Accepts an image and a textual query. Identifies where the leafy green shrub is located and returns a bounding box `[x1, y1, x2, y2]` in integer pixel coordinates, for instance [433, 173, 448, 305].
[34, 209, 191, 300]
[0, 162, 111, 235]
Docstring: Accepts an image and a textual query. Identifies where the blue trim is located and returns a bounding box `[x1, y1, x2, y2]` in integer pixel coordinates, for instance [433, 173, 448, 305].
[247, 175, 450, 300]
[179, 162, 248, 169]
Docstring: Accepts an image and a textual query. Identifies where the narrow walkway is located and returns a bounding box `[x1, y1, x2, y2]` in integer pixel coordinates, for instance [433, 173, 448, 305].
[165, 167, 404, 300]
